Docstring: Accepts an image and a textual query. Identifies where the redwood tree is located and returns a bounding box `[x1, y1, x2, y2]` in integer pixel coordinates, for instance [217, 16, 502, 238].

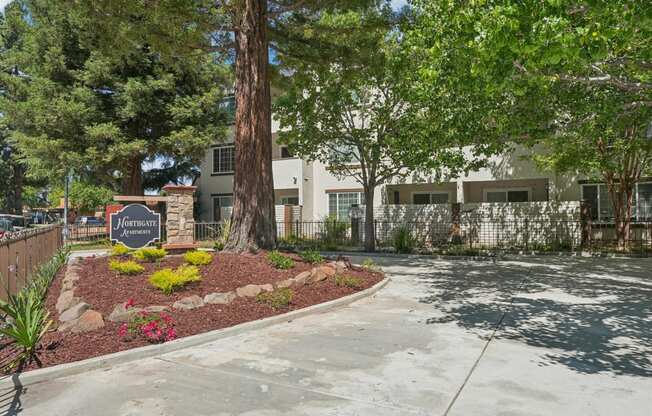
[69, 0, 381, 251]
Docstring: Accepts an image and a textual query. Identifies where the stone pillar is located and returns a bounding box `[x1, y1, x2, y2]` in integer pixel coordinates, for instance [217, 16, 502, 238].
[162, 185, 198, 251]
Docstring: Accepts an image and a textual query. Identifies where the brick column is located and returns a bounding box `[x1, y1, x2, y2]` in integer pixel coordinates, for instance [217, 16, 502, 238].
[162, 185, 198, 251]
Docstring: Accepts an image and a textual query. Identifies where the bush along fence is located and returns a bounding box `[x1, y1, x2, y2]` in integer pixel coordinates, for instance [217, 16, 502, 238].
[0, 245, 69, 370]
[0, 225, 64, 301]
[274, 205, 652, 255]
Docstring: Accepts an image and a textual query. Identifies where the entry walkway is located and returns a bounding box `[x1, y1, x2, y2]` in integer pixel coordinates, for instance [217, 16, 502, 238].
[5, 255, 651, 415]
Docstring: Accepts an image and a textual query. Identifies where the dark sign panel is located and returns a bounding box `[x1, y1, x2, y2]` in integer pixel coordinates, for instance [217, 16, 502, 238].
[110, 204, 161, 249]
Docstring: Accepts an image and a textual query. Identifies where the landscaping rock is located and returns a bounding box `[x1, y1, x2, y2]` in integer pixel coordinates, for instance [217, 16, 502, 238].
[144, 305, 168, 313]
[318, 265, 337, 277]
[260, 284, 274, 292]
[56, 290, 81, 314]
[59, 302, 89, 322]
[293, 271, 312, 286]
[333, 261, 348, 274]
[61, 271, 80, 291]
[236, 284, 263, 298]
[275, 279, 295, 289]
[173, 295, 204, 311]
[307, 267, 328, 284]
[108, 303, 143, 322]
[69, 310, 105, 333]
[204, 292, 236, 305]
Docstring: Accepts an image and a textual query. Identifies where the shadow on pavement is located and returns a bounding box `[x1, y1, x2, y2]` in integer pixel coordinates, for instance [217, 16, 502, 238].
[405, 256, 652, 378]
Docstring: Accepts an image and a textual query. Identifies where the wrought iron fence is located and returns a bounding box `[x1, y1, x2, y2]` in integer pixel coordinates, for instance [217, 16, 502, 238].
[194, 222, 224, 241]
[274, 219, 652, 254]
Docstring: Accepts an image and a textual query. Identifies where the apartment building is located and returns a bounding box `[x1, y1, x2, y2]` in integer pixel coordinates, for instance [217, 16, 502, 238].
[196, 105, 652, 223]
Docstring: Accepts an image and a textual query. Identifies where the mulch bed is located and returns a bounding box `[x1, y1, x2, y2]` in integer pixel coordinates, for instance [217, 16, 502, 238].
[2, 251, 383, 373]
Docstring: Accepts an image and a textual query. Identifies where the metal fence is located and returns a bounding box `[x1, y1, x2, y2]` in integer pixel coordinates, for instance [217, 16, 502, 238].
[66, 224, 168, 245]
[0, 225, 64, 301]
[275, 219, 652, 254]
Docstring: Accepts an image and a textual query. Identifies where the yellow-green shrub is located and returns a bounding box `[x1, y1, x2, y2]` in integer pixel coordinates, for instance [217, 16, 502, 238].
[110, 244, 131, 257]
[267, 250, 295, 269]
[148, 265, 201, 294]
[133, 247, 167, 262]
[256, 288, 293, 309]
[109, 260, 145, 276]
[184, 251, 213, 266]
[335, 275, 363, 288]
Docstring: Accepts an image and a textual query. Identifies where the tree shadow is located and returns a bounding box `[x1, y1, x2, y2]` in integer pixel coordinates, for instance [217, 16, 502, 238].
[418, 257, 652, 377]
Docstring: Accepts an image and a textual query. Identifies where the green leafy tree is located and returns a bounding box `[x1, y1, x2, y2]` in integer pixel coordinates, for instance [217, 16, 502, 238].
[0, 1, 230, 197]
[69, 0, 382, 251]
[276, 7, 491, 251]
[409, 0, 652, 250]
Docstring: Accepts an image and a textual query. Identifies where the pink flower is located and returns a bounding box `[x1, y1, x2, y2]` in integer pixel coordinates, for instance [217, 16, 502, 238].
[125, 299, 136, 309]
[160, 313, 173, 325]
[118, 323, 128, 337]
[165, 328, 177, 341]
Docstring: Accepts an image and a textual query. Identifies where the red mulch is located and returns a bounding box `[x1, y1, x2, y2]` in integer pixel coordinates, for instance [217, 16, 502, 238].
[1, 252, 382, 373]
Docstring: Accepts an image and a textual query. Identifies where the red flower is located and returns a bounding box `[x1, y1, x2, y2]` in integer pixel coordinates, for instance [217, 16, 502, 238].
[118, 323, 128, 337]
[125, 299, 136, 309]
[165, 328, 177, 341]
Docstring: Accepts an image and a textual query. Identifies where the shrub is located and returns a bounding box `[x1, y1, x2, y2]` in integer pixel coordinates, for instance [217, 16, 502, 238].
[118, 301, 176, 343]
[110, 244, 131, 257]
[335, 275, 363, 288]
[213, 219, 231, 251]
[267, 250, 295, 269]
[256, 288, 293, 309]
[321, 216, 348, 245]
[149, 265, 201, 294]
[361, 258, 376, 269]
[109, 260, 145, 275]
[184, 250, 213, 266]
[214, 241, 225, 251]
[393, 224, 415, 254]
[0, 247, 68, 369]
[133, 247, 167, 262]
[299, 249, 324, 264]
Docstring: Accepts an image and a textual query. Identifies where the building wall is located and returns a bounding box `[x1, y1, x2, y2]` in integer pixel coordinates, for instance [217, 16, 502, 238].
[385, 182, 458, 204]
[464, 178, 550, 203]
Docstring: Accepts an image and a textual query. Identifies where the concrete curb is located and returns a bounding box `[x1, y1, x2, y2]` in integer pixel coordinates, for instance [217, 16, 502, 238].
[1, 276, 390, 389]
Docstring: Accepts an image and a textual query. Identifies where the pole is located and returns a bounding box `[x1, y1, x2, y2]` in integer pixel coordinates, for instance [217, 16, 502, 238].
[63, 170, 72, 242]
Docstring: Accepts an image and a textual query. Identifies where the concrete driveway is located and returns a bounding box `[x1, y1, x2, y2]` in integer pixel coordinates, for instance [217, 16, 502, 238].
[3, 255, 651, 415]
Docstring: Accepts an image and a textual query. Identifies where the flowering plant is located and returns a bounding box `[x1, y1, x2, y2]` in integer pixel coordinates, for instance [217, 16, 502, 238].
[118, 300, 177, 343]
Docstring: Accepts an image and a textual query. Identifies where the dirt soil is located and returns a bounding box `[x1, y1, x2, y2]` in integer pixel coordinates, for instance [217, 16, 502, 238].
[2, 252, 383, 373]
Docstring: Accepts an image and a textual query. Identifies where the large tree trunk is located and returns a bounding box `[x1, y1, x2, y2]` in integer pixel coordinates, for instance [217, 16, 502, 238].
[225, 0, 276, 252]
[122, 156, 144, 195]
[607, 178, 633, 252]
[363, 186, 375, 252]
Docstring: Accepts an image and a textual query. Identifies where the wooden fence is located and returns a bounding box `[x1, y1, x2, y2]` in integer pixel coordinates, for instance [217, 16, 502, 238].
[0, 225, 63, 301]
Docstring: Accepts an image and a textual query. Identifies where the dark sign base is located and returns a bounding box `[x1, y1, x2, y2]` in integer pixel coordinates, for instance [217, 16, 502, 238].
[162, 242, 200, 254]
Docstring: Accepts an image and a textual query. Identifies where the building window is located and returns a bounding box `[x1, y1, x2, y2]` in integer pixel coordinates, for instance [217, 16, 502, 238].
[582, 182, 652, 221]
[280, 146, 294, 158]
[212, 195, 233, 222]
[484, 188, 530, 203]
[328, 192, 362, 219]
[412, 192, 449, 205]
[212, 146, 235, 174]
[280, 196, 299, 205]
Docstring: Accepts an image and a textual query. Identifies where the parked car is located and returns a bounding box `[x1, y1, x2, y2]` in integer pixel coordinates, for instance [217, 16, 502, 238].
[0, 218, 14, 238]
[0, 214, 28, 231]
[75, 216, 105, 226]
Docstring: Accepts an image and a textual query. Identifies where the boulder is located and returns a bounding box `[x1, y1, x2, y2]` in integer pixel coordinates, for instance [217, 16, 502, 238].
[144, 305, 168, 313]
[59, 302, 89, 322]
[318, 265, 336, 277]
[275, 279, 295, 289]
[236, 284, 263, 298]
[173, 295, 204, 311]
[260, 284, 274, 292]
[69, 310, 105, 333]
[108, 303, 143, 322]
[293, 271, 312, 286]
[334, 261, 349, 273]
[204, 292, 236, 305]
[56, 290, 81, 314]
[307, 268, 328, 284]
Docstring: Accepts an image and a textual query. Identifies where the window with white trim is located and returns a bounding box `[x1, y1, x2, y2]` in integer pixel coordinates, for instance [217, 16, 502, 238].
[582, 182, 652, 221]
[484, 188, 530, 203]
[412, 192, 449, 205]
[212, 146, 235, 174]
[328, 192, 362, 219]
